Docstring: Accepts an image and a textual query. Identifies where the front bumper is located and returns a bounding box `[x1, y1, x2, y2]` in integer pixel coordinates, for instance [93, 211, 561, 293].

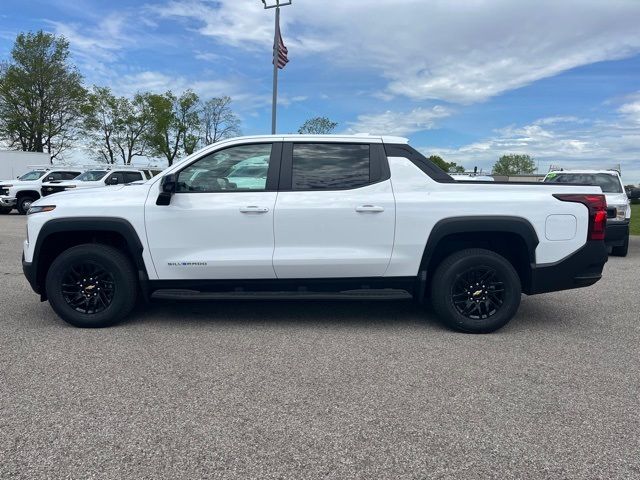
[41, 186, 69, 196]
[527, 241, 608, 295]
[605, 220, 629, 248]
[22, 253, 40, 294]
[0, 196, 16, 207]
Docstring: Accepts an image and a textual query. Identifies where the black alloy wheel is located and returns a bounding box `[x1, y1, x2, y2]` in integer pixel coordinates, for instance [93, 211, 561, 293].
[451, 266, 505, 320]
[60, 261, 115, 314]
[45, 244, 138, 328]
[430, 248, 521, 333]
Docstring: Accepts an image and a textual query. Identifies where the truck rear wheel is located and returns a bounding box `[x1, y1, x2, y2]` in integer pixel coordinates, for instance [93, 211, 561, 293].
[430, 248, 521, 333]
[0, 206, 11, 214]
[45, 244, 138, 328]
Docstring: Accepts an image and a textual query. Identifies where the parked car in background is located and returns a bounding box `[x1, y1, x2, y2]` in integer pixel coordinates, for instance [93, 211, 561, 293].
[0, 168, 82, 214]
[23, 135, 608, 333]
[40, 167, 158, 197]
[544, 170, 630, 256]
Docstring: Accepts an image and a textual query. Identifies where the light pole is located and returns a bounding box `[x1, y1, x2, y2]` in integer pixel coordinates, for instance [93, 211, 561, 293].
[262, 0, 292, 134]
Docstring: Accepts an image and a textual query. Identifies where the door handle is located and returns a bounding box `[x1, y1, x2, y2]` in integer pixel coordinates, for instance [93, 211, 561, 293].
[355, 205, 385, 213]
[240, 206, 269, 213]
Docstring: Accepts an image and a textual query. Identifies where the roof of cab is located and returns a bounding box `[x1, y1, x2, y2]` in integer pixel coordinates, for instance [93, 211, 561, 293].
[545, 169, 621, 176]
[219, 134, 410, 144]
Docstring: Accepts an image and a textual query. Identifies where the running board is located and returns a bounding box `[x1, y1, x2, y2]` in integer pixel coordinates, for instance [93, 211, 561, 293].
[151, 288, 413, 301]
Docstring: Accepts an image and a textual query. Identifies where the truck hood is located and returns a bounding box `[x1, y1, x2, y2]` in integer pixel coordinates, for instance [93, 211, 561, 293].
[34, 184, 127, 203]
[604, 192, 629, 206]
[41, 180, 101, 188]
[0, 179, 39, 187]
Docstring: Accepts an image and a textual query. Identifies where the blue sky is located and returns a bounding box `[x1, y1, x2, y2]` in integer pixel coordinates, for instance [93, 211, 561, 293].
[1, 0, 640, 182]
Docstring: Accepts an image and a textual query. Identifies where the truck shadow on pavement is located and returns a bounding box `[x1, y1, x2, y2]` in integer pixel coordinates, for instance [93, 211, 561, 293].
[134, 299, 449, 331]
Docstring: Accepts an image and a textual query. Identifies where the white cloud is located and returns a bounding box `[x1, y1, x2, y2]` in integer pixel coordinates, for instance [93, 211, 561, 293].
[618, 94, 640, 124]
[421, 103, 640, 183]
[113, 70, 253, 101]
[152, 0, 640, 104]
[347, 106, 452, 137]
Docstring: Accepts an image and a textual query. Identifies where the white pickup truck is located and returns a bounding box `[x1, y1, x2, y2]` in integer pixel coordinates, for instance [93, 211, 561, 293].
[543, 169, 630, 256]
[22, 135, 609, 333]
[40, 167, 159, 198]
[0, 168, 82, 214]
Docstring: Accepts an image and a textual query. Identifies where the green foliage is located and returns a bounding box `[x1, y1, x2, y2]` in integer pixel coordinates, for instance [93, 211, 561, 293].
[428, 155, 466, 173]
[0, 31, 246, 165]
[630, 204, 640, 236]
[492, 154, 536, 176]
[298, 116, 338, 135]
[144, 90, 200, 165]
[83, 86, 151, 164]
[0, 31, 87, 159]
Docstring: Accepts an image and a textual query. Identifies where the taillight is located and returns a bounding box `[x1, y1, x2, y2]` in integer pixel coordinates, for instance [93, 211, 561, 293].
[553, 194, 607, 241]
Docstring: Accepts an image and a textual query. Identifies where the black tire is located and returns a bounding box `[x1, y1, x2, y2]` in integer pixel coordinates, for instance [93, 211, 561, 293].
[45, 244, 138, 328]
[16, 196, 36, 215]
[0, 206, 12, 214]
[430, 248, 521, 333]
[611, 235, 629, 257]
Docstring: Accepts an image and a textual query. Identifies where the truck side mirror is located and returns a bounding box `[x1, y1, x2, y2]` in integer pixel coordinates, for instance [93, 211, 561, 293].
[156, 173, 177, 206]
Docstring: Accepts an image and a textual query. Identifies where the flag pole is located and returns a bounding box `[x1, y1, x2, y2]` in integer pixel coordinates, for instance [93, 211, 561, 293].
[262, 0, 291, 134]
[271, 6, 280, 134]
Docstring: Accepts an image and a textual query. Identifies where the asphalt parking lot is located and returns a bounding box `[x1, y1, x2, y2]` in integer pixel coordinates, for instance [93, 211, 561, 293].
[1, 214, 638, 479]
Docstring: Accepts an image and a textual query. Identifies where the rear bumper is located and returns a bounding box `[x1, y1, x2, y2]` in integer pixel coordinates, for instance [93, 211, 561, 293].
[605, 221, 629, 247]
[0, 196, 16, 207]
[527, 241, 608, 295]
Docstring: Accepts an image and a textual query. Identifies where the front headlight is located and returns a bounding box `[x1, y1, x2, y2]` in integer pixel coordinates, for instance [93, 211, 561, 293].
[27, 205, 56, 215]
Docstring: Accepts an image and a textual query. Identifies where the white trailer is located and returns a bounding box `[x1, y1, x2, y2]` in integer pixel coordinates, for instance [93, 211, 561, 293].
[0, 151, 50, 181]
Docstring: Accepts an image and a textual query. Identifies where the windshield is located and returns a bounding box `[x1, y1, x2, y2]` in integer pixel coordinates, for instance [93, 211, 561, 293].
[76, 170, 108, 181]
[18, 170, 47, 181]
[544, 173, 623, 193]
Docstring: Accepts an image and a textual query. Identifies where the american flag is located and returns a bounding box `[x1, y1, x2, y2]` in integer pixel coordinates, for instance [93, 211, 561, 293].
[273, 27, 289, 69]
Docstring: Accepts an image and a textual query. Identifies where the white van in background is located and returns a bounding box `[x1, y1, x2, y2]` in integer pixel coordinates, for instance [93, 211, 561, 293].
[0, 151, 51, 181]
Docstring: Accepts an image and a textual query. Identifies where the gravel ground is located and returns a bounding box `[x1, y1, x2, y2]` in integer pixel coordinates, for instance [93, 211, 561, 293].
[1, 213, 639, 479]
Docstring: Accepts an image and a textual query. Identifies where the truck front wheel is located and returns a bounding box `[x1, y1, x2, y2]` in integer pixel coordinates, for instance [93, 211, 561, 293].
[45, 244, 138, 328]
[430, 248, 521, 333]
[17, 196, 36, 215]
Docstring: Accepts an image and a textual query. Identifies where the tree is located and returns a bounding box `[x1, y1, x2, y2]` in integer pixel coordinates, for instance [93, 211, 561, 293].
[298, 116, 338, 135]
[83, 87, 152, 165]
[0, 31, 87, 160]
[200, 96, 241, 145]
[428, 155, 465, 173]
[492, 154, 536, 175]
[144, 90, 200, 166]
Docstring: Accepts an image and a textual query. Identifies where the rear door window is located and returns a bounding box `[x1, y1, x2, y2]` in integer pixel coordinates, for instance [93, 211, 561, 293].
[291, 143, 370, 190]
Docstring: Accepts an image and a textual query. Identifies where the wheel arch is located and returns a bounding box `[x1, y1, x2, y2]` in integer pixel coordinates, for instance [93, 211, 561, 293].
[32, 217, 147, 299]
[420, 216, 539, 293]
